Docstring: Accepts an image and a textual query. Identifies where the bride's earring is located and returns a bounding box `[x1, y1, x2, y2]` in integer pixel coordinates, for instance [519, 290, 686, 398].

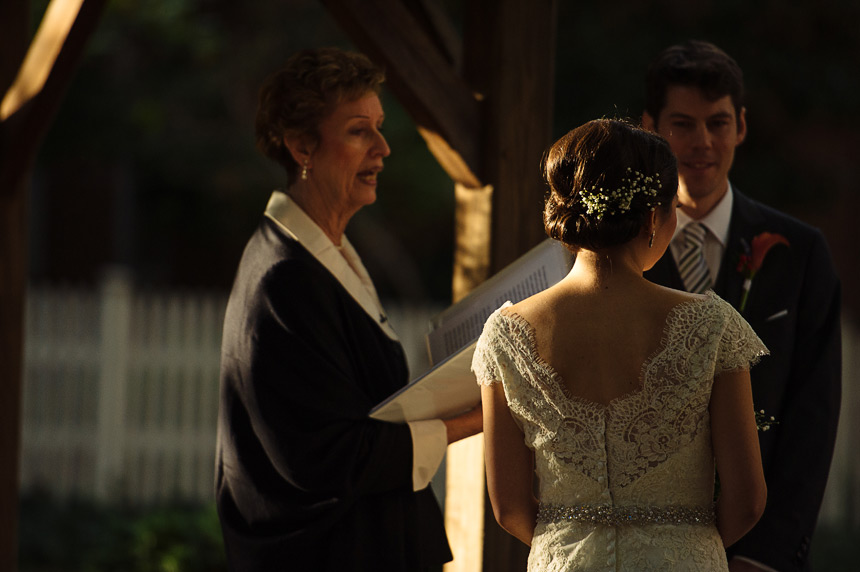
[649, 230, 655, 248]
[301, 160, 309, 181]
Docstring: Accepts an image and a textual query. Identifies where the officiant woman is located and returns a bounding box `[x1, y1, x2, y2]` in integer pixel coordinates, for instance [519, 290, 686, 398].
[214, 47, 482, 571]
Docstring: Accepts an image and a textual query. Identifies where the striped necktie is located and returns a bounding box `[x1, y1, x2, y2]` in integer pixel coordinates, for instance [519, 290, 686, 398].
[678, 222, 712, 293]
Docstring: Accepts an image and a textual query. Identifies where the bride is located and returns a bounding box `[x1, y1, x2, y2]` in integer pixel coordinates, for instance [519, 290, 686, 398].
[472, 119, 767, 571]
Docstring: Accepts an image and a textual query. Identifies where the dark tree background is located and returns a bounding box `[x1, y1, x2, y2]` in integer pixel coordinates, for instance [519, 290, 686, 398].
[29, 0, 860, 318]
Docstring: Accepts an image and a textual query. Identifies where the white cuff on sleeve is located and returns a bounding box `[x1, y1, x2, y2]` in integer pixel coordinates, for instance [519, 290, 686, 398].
[407, 419, 448, 491]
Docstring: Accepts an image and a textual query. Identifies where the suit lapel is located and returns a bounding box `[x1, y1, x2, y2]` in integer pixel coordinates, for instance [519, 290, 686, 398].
[646, 188, 768, 313]
[715, 190, 765, 312]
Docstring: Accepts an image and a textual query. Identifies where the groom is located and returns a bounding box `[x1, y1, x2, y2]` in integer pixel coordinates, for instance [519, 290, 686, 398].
[641, 40, 841, 572]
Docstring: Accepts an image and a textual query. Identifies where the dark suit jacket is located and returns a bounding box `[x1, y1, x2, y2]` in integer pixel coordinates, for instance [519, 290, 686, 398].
[645, 189, 841, 572]
[215, 217, 452, 571]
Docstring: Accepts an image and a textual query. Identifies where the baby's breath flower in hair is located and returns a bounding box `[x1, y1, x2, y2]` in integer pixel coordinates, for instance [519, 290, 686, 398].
[579, 167, 664, 220]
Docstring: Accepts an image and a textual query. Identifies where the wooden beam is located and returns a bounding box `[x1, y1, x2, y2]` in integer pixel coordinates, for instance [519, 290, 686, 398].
[467, 0, 557, 273]
[0, 1, 107, 568]
[402, 0, 463, 71]
[0, 0, 109, 197]
[2, 0, 84, 120]
[320, 0, 483, 188]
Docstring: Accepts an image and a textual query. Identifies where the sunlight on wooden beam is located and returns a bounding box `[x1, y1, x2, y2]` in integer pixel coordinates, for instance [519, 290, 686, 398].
[0, 0, 85, 121]
[443, 433, 485, 572]
[417, 125, 482, 190]
[452, 183, 492, 303]
[444, 183, 492, 571]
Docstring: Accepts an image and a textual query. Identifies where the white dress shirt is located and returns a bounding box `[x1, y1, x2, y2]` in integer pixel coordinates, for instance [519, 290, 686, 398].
[264, 191, 447, 491]
[670, 183, 735, 284]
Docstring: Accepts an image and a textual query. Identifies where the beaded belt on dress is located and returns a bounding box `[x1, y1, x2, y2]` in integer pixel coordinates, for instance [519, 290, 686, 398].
[537, 503, 715, 526]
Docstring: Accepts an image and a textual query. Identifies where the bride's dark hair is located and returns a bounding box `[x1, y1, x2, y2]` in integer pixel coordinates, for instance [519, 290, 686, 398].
[543, 119, 678, 251]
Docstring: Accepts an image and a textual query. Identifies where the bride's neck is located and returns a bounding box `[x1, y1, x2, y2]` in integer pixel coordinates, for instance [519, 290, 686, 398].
[566, 247, 647, 291]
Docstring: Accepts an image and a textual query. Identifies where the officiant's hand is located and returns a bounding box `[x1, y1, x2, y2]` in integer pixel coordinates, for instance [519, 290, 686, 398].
[443, 403, 483, 444]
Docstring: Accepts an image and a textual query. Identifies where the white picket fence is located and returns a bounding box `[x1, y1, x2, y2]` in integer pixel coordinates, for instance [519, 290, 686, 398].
[19, 268, 860, 526]
[19, 267, 442, 505]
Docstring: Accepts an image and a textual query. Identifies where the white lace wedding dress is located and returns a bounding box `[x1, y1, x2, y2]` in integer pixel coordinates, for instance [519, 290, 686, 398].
[472, 291, 767, 572]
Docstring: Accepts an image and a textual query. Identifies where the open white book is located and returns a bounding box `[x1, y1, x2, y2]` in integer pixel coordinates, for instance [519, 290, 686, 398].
[370, 239, 574, 423]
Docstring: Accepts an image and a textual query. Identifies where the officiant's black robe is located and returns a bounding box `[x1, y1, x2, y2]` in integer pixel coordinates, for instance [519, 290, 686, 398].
[646, 189, 841, 572]
[215, 217, 452, 571]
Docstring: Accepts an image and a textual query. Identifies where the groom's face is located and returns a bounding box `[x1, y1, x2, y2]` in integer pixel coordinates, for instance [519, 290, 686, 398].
[644, 85, 746, 218]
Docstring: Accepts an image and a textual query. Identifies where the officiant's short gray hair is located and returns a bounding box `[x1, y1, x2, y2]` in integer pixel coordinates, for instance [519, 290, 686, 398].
[255, 47, 385, 183]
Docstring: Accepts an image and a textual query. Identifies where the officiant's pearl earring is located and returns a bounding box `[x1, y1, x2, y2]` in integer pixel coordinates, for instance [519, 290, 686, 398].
[301, 160, 309, 181]
[649, 230, 655, 248]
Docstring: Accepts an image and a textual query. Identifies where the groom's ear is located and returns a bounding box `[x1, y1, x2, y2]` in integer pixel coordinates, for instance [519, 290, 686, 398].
[642, 112, 657, 133]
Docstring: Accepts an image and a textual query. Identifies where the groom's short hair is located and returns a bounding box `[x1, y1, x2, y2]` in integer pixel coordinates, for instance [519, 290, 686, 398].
[644, 40, 745, 126]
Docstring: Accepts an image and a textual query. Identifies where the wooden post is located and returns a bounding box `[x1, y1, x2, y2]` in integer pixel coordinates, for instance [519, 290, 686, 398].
[442, 182, 493, 572]
[1, 1, 107, 565]
[463, 0, 557, 273]
[452, 184, 493, 303]
[0, 4, 32, 568]
[459, 2, 557, 570]
[0, 175, 27, 572]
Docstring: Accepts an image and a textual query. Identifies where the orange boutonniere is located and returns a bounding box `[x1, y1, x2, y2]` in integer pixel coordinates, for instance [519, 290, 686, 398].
[736, 232, 790, 312]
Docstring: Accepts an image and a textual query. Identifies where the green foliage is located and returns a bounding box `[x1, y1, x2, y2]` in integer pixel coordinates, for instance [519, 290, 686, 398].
[124, 504, 226, 572]
[31, 0, 455, 298]
[28, 0, 860, 301]
[19, 491, 226, 572]
[18, 491, 857, 570]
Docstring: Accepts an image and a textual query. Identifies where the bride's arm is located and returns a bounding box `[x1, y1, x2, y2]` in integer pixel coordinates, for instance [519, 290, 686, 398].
[710, 368, 767, 547]
[482, 382, 538, 546]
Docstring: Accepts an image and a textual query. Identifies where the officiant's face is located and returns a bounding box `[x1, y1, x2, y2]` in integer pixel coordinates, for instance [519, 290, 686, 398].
[644, 85, 746, 214]
[310, 93, 391, 217]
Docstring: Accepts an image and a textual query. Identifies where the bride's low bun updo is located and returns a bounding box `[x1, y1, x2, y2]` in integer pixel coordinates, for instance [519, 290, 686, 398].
[543, 119, 678, 252]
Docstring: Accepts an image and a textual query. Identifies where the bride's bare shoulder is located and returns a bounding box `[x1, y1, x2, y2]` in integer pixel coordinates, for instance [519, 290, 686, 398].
[648, 283, 709, 308]
[504, 286, 569, 327]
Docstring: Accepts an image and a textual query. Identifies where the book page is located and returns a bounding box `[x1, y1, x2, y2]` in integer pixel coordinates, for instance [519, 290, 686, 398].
[369, 341, 479, 423]
[426, 239, 573, 364]
[370, 239, 573, 423]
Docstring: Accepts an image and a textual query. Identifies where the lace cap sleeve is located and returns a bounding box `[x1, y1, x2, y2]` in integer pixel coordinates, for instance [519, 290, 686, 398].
[713, 295, 769, 374]
[471, 302, 513, 386]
